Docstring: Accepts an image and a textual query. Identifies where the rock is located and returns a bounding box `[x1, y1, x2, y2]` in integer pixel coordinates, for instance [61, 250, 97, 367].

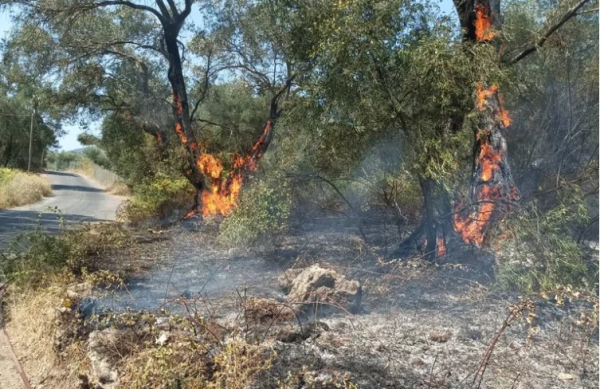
[278, 268, 304, 293]
[280, 265, 362, 311]
[277, 321, 329, 343]
[155, 332, 170, 346]
[558, 373, 575, 381]
[86, 328, 130, 388]
[66, 282, 93, 300]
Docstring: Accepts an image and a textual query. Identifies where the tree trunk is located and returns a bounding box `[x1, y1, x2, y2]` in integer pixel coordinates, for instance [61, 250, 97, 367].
[395, 0, 519, 257]
[452, 0, 520, 247]
[162, 26, 206, 209]
[394, 177, 451, 260]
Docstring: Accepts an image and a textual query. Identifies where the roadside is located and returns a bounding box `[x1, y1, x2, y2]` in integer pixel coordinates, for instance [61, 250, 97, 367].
[0, 171, 123, 248]
[0, 168, 52, 210]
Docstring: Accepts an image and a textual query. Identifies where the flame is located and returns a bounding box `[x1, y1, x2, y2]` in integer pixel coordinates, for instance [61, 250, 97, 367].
[476, 83, 498, 110]
[476, 83, 512, 127]
[185, 119, 274, 218]
[453, 185, 500, 247]
[497, 94, 512, 127]
[436, 237, 446, 257]
[479, 142, 503, 182]
[475, 4, 495, 42]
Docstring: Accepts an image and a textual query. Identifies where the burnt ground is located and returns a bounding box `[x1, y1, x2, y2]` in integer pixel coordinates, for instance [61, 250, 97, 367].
[92, 219, 599, 389]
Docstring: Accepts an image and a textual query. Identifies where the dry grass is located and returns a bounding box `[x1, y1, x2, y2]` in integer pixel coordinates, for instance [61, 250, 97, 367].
[108, 182, 131, 196]
[0, 169, 52, 209]
[4, 282, 84, 388]
[68, 160, 131, 197]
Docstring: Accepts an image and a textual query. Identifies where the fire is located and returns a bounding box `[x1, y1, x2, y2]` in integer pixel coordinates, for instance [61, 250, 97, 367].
[479, 142, 503, 182]
[454, 80, 514, 246]
[453, 186, 499, 247]
[436, 237, 446, 257]
[497, 94, 512, 127]
[191, 119, 273, 217]
[475, 4, 495, 42]
[476, 83, 498, 110]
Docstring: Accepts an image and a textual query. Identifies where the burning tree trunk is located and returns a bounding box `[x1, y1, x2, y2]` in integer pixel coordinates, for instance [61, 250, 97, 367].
[186, 78, 293, 218]
[103, 0, 293, 218]
[452, 0, 520, 247]
[395, 0, 516, 259]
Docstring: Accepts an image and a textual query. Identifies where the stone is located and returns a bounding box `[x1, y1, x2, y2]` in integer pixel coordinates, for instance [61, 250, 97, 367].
[86, 328, 128, 388]
[66, 282, 93, 300]
[558, 373, 575, 381]
[280, 265, 362, 311]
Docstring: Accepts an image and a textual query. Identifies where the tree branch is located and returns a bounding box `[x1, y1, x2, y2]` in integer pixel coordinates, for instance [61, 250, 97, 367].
[93, 0, 165, 24]
[165, 0, 179, 18]
[508, 0, 591, 65]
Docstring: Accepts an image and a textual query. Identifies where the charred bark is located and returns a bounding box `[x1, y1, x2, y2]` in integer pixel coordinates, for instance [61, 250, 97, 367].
[394, 177, 451, 260]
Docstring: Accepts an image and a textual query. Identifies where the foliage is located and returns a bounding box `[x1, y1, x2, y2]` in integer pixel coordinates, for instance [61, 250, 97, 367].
[0, 220, 130, 287]
[82, 146, 110, 169]
[218, 172, 292, 247]
[118, 173, 195, 222]
[0, 92, 58, 169]
[0, 168, 52, 209]
[47, 151, 82, 170]
[494, 185, 598, 294]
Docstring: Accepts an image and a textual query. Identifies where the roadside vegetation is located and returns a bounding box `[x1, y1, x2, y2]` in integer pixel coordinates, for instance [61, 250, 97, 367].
[0, 167, 51, 209]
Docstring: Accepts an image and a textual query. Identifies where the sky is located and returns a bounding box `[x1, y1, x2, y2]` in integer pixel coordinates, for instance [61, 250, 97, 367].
[0, 0, 456, 151]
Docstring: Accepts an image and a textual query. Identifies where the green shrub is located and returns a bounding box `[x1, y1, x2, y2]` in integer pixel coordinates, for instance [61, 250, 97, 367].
[494, 188, 598, 294]
[1, 218, 130, 287]
[118, 173, 194, 222]
[218, 173, 291, 247]
[82, 146, 111, 169]
[47, 151, 82, 170]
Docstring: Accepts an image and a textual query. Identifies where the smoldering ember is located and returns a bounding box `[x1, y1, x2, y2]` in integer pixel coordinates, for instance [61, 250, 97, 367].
[0, 0, 598, 388]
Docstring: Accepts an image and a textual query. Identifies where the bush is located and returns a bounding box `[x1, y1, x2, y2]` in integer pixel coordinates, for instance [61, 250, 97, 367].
[47, 151, 82, 170]
[0, 168, 52, 209]
[118, 173, 195, 222]
[493, 189, 598, 294]
[0, 220, 130, 287]
[218, 173, 291, 247]
[82, 146, 111, 169]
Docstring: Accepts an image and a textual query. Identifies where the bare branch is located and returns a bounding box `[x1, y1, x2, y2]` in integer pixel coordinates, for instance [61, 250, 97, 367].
[508, 0, 591, 65]
[93, 0, 165, 24]
[165, 0, 179, 18]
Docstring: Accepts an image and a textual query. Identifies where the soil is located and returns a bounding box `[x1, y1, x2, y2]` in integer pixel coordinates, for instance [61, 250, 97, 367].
[88, 220, 599, 388]
[3, 219, 598, 388]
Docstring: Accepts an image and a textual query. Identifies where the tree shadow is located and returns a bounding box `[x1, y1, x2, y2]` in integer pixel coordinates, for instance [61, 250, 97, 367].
[51, 184, 106, 193]
[45, 170, 78, 177]
[0, 209, 109, 249]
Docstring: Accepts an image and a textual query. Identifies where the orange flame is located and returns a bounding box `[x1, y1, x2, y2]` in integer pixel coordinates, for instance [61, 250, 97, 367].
[475, 4, 495, 42]
[185, 119, 273, 218]
[476, 83, 512, 127]
[476, 83, 498, 110]
[436, 237, 446, 257]
[453, 185, 500, 247]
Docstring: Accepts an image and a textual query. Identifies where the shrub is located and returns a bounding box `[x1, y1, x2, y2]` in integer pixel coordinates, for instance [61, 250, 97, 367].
[118, 173, 194, 222]
[0, 168, 52, 209]
[0, 220, 130, 287]
[82, 146, 111, 169]
[47, 151, 82, 170]
[218, 173, 292, 247]
[493, 188, 598, 294]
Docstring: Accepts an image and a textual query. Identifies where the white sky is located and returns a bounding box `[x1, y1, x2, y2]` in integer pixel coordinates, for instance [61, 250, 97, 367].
[0, 0, 456, 151]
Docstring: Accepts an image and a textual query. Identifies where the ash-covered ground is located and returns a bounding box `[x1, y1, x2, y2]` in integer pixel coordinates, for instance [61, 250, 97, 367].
[93, 220, 598, 388]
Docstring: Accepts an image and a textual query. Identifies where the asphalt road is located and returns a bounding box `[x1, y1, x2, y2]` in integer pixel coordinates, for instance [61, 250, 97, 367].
[0, 171, 123, 249]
